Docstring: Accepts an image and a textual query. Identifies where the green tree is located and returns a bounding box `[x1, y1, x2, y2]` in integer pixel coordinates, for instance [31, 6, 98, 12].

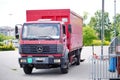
[88, 10, 111, 41]
[83, 26, 97, 46]
[83, 12, 89, 27]
[89, 17, 97, 28]
[0, 34, 6, 42]
[0, 33, 14, 42]
[112, 14, 120, 36]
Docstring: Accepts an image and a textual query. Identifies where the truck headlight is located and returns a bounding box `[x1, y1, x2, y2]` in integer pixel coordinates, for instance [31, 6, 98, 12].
[54, 59, 61, 63]
[57, 44, 63, 53]
[20, 59, 26, 63]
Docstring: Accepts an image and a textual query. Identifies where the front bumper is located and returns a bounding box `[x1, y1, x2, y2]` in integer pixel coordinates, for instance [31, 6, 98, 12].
[19, 56, 63, 69]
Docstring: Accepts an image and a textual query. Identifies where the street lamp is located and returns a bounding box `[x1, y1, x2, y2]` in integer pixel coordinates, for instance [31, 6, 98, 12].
[8, 13, 13, 27]
[8, 13, 13, 36]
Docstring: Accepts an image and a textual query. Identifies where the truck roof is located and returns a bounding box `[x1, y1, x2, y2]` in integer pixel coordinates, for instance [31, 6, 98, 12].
[24, 20, 64, 24]
[26, 9, 82, 22]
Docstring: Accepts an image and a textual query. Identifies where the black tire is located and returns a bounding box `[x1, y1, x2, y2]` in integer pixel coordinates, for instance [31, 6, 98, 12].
[23, 65, 33, 74]
[76, 54, 80, 65]
[76, 49, 81, 65]
[61, 58, 69, 74]
[61, 67, 68, 74]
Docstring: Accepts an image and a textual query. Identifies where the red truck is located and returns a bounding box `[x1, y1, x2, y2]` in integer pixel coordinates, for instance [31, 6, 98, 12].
[15, 9, 83, 74]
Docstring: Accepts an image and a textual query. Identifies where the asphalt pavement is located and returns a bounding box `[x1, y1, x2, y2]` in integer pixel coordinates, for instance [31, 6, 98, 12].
[0, 46, 109, 80]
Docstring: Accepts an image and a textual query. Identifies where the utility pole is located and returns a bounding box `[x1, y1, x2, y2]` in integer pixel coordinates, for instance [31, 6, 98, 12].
[101, 0, 104, 58]
[113, 0, 117, 55]
[114, 0, 116, 37]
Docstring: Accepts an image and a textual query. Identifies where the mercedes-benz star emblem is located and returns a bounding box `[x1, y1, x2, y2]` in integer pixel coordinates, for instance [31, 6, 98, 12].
[37, 46, 43, 52]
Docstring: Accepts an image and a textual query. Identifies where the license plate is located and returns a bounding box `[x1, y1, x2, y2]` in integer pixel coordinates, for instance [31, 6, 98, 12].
[27, 58, 32, 63]
[35, 58, 45, 62]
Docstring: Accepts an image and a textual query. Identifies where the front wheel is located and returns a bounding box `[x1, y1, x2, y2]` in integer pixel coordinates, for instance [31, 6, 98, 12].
[61, 67, 68, 74]
[23, 65, 33, 74]
[61, 58, 69, 74]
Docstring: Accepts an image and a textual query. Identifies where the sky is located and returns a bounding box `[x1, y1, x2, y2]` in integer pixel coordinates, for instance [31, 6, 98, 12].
[0, 0, 120, 27]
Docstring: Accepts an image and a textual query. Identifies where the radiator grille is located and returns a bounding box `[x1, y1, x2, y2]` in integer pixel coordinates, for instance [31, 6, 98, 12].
[20, 44, 57, 54]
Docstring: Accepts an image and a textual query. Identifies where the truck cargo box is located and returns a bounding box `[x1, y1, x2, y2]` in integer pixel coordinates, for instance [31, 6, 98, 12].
[26, 9, 83, 52]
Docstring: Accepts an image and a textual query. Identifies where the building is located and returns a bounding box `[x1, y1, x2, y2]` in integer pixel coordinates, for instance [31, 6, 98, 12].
[0, 26, 15, 36]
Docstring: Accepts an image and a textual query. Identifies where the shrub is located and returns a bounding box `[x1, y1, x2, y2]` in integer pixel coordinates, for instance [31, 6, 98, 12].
[0, 43, 15, 51]
[83, 26, 98, 46]
[0, 33, 14, 42]
[0, 42, 4, 46]
[92, 40, 110, 46]
[103, 41, 110, 45]
[92, 40, 101, 46]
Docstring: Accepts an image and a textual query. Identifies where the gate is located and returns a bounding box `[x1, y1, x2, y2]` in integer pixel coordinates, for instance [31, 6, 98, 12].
[91, 36, 120, 80]
[91, 55, 120, 80]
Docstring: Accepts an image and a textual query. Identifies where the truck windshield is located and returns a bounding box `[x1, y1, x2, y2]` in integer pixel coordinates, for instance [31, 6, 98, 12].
[22, 23, 60, 40]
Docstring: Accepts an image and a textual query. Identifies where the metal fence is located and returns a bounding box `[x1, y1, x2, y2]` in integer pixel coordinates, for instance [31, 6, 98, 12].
[90, 55, 120, 80]
[90, 36, 120, 80]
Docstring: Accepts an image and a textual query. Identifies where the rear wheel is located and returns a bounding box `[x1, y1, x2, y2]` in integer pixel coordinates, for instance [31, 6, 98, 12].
[23, 65, 33, 74]
[76, 54, 80, 65]
[76, 49, 81, 65]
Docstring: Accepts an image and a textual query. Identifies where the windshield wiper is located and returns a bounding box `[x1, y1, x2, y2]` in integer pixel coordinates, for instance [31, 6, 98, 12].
[28, 38, 39, 40]
[37, 36, 55, 40]
[23, 36, 55, 40]
[22, 38, 38, 40]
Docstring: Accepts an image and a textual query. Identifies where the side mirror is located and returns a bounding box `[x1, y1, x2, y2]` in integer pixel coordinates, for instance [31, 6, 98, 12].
[68, 24, 72, 33]
[15, 24, 22, 39]
[15, 26, 19, 39]
[62, 24, 66, 34]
